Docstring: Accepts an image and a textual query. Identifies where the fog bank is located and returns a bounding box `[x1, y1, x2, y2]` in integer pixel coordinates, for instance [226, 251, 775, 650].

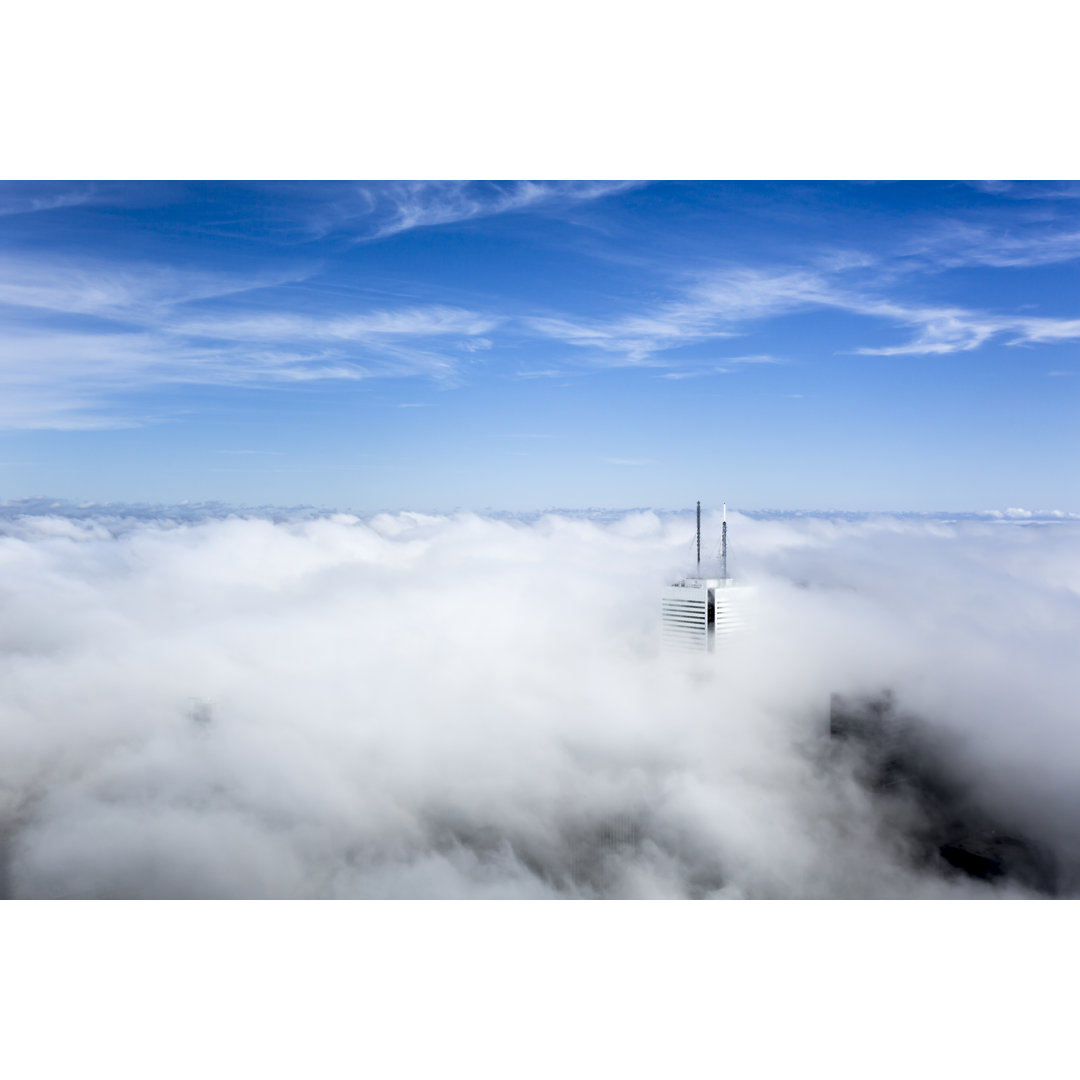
[1, 508, 1077, 898]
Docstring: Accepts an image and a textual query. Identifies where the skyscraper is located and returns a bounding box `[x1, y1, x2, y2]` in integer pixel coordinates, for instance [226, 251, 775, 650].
[661, 502, 742, 652]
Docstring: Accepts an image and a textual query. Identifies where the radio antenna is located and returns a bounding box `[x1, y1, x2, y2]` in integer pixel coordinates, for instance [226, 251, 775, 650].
[696, 500, 701, 573]
[721, 502, 728, 579]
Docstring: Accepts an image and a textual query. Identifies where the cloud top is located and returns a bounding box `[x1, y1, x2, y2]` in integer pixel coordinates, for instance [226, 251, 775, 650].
[0, 508, 1077, 898]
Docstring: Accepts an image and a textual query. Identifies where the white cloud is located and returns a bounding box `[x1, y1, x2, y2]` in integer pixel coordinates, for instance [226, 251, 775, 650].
[524, 268, 1010, 362]
[0, 250, 501, 426]
[173, 306, 500, 343]
[692, 271, 1080, 358]
[289, 181, 643, 242]
[963, 181, 1080, 202]
[966, 181, 1015, 195]
[0, 327, 387, 428]
[534, 264, 1080, 361]
[458, 337, 493, 352]
[0, 255, 306, 321]
[853, 302, 1080, 356]
[714, 353, 783, 373]
[525, 296, 743, 364]
[523, 239, 1080, 362]
[0, 183, 100, 216]
[6, 203, 1080, 431]
[0, 508, 1077, 898]
[524, 271, 821, 367]
[903, 220, 1080, 270]
[362, 180, 642, 239]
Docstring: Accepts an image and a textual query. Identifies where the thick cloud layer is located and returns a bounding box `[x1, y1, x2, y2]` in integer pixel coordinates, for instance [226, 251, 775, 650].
[0, 508, 1077, 898]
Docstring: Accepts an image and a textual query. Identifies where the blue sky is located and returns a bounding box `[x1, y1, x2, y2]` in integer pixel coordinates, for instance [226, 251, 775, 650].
[1, 179, 1078, 512]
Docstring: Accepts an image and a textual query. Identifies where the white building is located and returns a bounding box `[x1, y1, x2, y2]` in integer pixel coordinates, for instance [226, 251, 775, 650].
[661, 502, 744, 652]
[660, 576, 741, 651]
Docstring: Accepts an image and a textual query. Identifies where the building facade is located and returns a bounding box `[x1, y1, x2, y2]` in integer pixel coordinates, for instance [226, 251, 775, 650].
[661, 576, 741, 652]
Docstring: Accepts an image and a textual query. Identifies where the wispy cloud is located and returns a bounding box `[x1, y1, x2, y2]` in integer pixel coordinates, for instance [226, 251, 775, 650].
[0, 325, 378, 429]
[525, 270, 826, 364]
[6, 188, 1080, 431]
[172, 305, 499, 344]
[0, 321, 488, 427]
[525, 289, 750, 364]
[458, 337, 492, 352]
[846, 300, 1001, 355]
[658, 355, 782, 378]
[361, 180, 642, 239]
[0, 252, 504, 427]
[0, 255, 311, 321]
[715, 354, 783, 373]
[291, 181, 642, 242]
[852, 301, 1080, 356]
[965, 180, 1015, 195]
[526, 269, 870, 365]
[529, 263, 1080, 362]
[0, 182, 100, 217]
[964, 181, 1080, 201]
[168, 306, 501, 385]
[900, 220, 1080, 270]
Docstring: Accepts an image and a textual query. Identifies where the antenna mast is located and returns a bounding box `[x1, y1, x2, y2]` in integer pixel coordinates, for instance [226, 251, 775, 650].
[696, 500, 701, 573]
[721, 502, 728, 579]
